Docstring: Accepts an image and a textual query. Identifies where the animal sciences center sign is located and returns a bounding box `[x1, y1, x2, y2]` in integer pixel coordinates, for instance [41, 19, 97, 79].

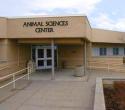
[23, 21, 68, 33]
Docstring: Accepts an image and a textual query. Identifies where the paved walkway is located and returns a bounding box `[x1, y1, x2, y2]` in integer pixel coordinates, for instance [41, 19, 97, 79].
[0, 70, 125, 110]
[0, 81, 95, 110]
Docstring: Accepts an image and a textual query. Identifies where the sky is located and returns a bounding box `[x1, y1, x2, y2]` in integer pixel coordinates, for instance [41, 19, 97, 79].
[0, 0, 125, 31]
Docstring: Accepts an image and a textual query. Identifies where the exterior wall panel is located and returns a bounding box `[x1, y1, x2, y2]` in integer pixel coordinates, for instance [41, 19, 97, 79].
[0, 39, 31, 77]
[58, 45, 84, 68]
[7, 16, 86, 39]
[92, 29, 125, 43]
[85, 17, 92, 41]
[0, 18, 7, 38]
[0, 39, 8, 61]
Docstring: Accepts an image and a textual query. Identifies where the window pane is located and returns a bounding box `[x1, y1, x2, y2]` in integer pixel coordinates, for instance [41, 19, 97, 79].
[92, 48, 99, 56]
[124, 48, 125, 55]
[47, 49, 51, 58]
[100, 48, 107, 56]
[54, 50, 57, 67]
[47, 60, 52, 66]
[38, 60, 44, 66]
[113, 48, 119, 55]
[38, 49, 44, 58]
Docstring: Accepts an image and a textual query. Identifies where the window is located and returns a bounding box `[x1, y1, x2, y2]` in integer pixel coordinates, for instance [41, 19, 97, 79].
[92, 48, 99, 56]
[99, 48, 107, 56]
[113, 48, 119, 55]
[124, 48, 125, 55]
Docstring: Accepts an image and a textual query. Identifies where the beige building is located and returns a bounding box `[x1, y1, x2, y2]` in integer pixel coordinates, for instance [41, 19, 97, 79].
[0, 15, 125, 78]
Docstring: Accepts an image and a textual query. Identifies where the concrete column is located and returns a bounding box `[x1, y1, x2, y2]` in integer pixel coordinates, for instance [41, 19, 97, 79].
[51, 39, 55, 80]
[17, 44, 20, 66]
[84, 40, 87, 75]
[89, 42, 92, 56]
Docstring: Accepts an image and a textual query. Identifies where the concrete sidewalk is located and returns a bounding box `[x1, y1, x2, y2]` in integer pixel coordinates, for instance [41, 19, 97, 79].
[0, 70, 95, 110]
[0, 79, 95, 110]
[0, 70, 125, 110]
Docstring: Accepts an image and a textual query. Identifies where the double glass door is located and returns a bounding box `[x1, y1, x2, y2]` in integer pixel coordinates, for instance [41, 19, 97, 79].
[36, 47, 52, 69]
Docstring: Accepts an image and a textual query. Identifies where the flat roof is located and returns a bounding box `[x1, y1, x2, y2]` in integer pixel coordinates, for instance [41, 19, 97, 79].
[6, 14, 86, 19]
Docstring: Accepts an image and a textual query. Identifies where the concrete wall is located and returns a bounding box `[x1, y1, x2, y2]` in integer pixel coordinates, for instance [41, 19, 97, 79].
[1, 15, 125, 44]
[0, 18, 7, 38]
[88, 56, 125, 72]
[1, 15, 125, 74]
[92, 28, 125, 43]
[0, 39, 31, 77]
[18, 38, 83, 44]
[85, 17, 92, 41]
[6, 40, 31, 67]
[7, 16, 86, 39]
[58, 45, 84, 68]
[0, 39, 8, 61]
[88, 43, 125, 72]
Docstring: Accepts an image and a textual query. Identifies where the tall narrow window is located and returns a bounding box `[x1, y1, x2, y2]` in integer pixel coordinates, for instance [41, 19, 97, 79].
[124, 48, 125, 55]
[113, 48, 119, 55]
[100, 48, 107, 56]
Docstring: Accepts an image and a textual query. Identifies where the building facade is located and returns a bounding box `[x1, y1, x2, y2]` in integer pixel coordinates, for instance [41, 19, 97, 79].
[0, 15, 125, 77]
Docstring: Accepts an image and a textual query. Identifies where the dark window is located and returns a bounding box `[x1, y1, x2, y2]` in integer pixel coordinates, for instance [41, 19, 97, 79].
[47, 49, 52, 58]
[47, 60, 52, 66]
[38, 60, 44, 66]
[100, 48, 107, 56]
[38, 49, 44, 58]
[124, 48, 125, 55]
[113, 48, 119, 55]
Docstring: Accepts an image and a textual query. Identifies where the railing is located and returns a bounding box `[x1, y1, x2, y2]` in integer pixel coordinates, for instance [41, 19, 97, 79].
[0, 66, 9, 71]
[87, 60, 125, 72]
[0, 60, 28, 72]
[0, 67, 32, 89]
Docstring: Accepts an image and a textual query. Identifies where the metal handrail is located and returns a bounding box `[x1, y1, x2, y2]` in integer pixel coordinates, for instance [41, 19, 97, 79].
[0, 60, 27, 71]
[0, 66, 9, 71]
[0, 67, 32, 89]
[0, 68, 27, 80]
[88, 60, 123, 64]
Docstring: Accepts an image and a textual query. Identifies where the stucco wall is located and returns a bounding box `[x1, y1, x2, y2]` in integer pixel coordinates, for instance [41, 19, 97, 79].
[6, 40, 31, 67]
[58, 45, 84, 68]
[85, 17, 92, 41]
[0, 18, 7, 38]
[0, 39, 31, 77]
[0, 39, 8, 61]
[7, 16, 86, 39]
[18, 38, 83, 45]
[92, 28, 125, 43]
[1, 16, 125, 44]
[88, 43, 125, 72]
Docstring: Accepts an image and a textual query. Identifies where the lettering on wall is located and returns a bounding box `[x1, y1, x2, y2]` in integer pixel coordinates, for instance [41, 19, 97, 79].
[23, 21, 68, 33]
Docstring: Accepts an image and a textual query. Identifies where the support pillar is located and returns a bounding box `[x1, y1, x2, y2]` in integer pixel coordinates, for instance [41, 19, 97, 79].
[51, 39, 55, 80]
[84, 40, 87, 75]
[17, 44, 20, 66]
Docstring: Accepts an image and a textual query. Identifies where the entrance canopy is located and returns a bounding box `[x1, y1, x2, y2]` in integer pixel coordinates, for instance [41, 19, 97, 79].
[18, 38, 84, 45]
[18, 38, 87, 79]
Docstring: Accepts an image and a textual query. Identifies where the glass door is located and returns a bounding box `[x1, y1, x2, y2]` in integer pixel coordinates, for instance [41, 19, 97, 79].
[36, 47, 52, 69]
[36, 48, 45, 69]
[46, 48, 52, 68]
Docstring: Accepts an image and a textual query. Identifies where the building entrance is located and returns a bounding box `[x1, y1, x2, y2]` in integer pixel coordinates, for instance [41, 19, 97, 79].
[31, 46, 57, 70]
